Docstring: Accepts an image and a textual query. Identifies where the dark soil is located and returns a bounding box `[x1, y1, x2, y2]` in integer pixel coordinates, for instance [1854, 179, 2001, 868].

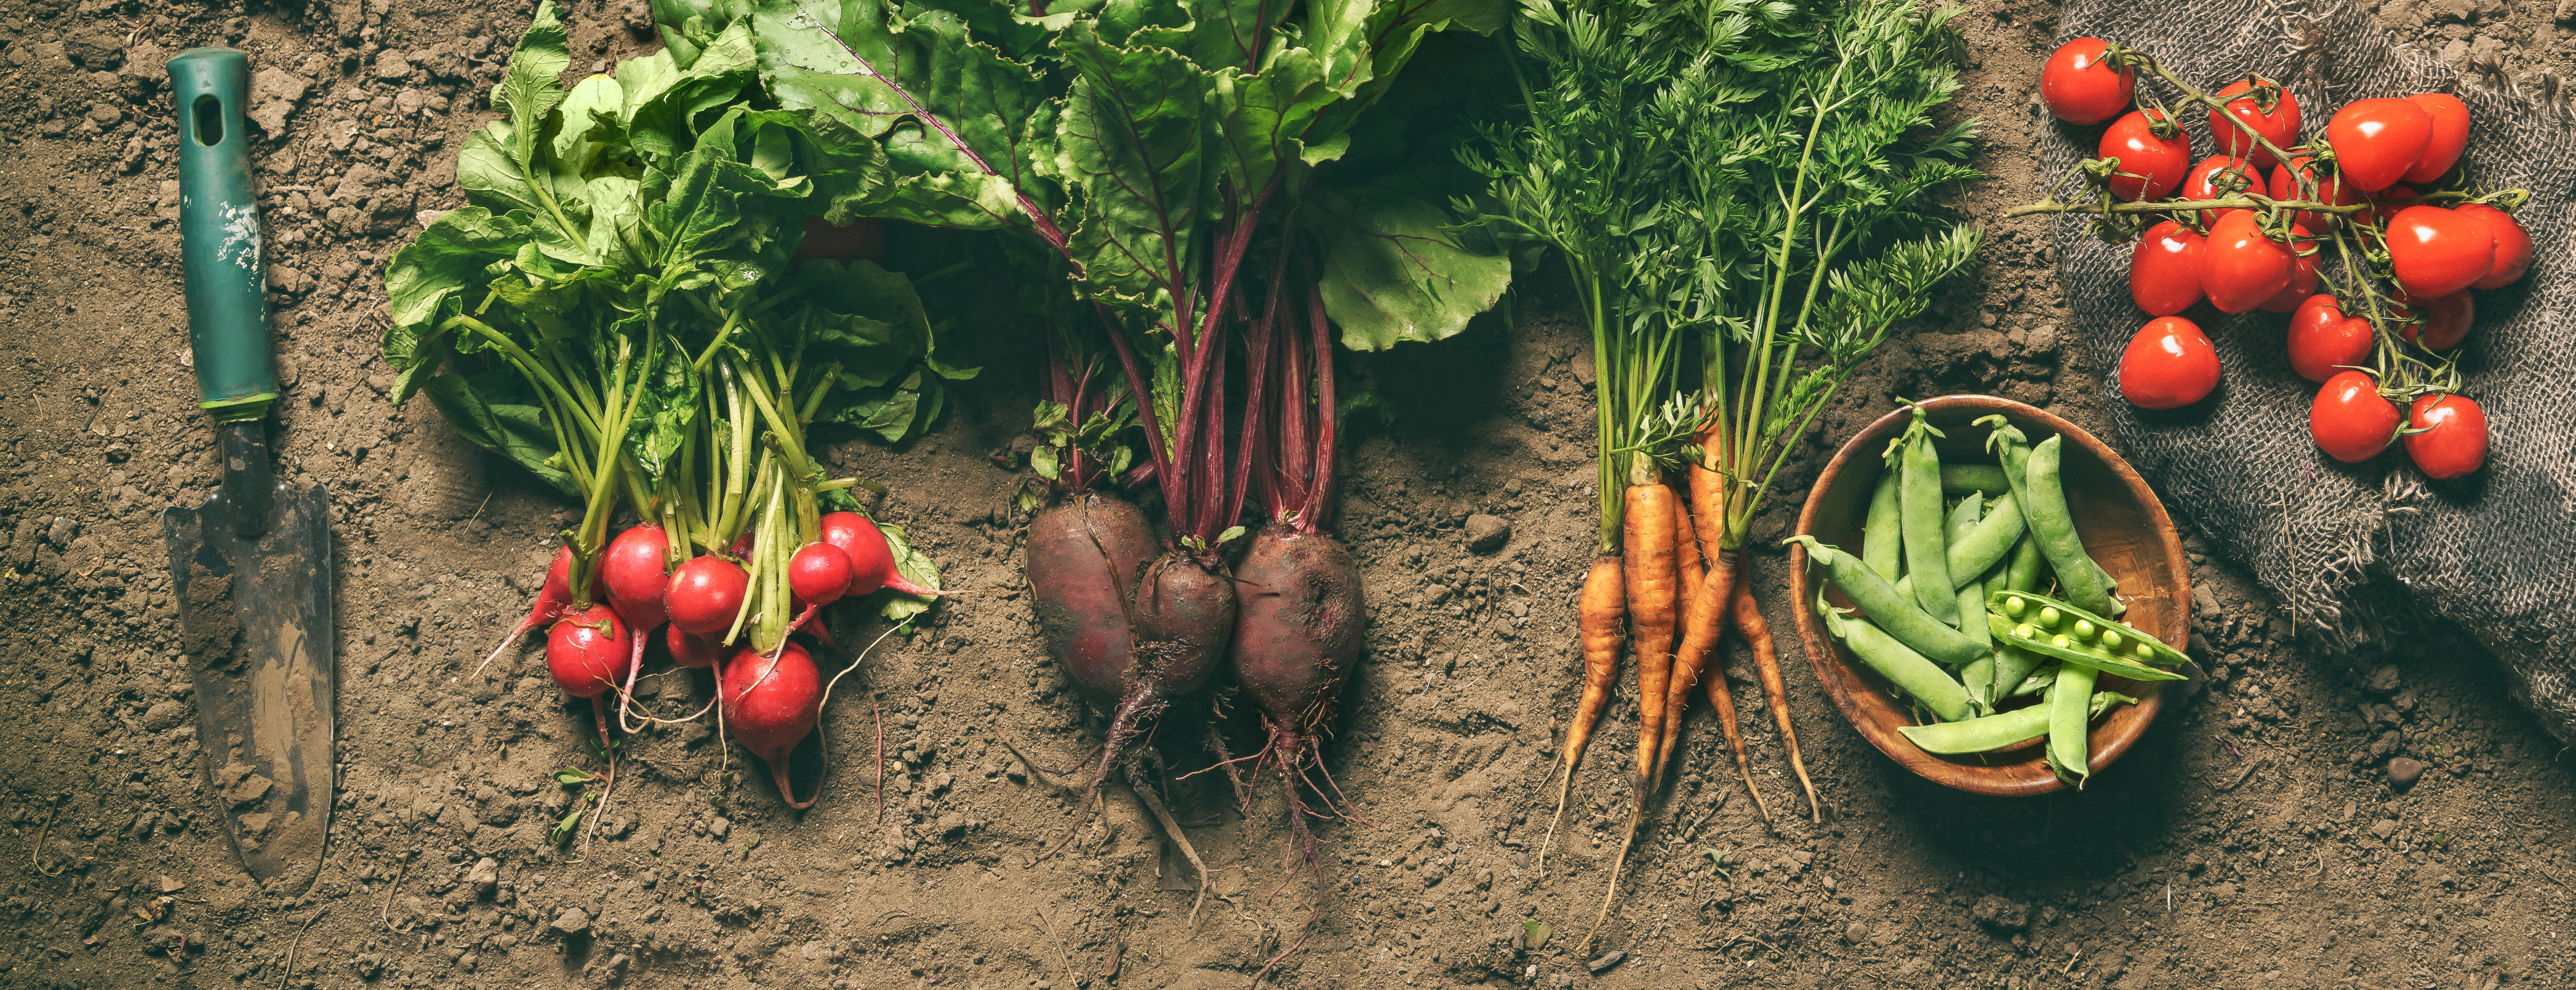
[5, 1, 2575, 988]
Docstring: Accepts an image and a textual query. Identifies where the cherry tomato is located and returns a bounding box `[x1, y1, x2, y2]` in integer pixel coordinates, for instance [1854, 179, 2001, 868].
[2207, 76, 2301, 169]
[2129, 220, 2205, 316]
[2386, 205, 2496, 299]
[2268, 154, 2363, 230]
[792, 215, 888, 265]
[2325, 98, 2433, 192]
[2391, 289, 2474, 351]
[2349, 184, 2420, 230]
[2119, 317, 2221, 410]
[2404, 394, 2487, 479]
[2458, 203, 2532, 289]
[2401, 93, 2471, 184]
[2311, 370, 2401, 463]
[2041, 38, 2135, 125]
[2199, 210, 2292, 313]
[2098, 109, 2190, 202]
[2257, 224, 2320, 313]
[2181, 155, 2261, 225]
[2286, 295, 2373, 383]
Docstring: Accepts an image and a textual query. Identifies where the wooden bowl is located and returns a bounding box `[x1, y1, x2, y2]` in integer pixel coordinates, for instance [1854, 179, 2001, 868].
[1788, 395, 2189, 796]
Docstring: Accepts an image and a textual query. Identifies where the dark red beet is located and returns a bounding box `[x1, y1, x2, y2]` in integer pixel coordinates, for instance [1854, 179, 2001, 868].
[1064, 551, 1235, 808]
[1231, 523, 1366, 752]
[720, 643, 824, 809]
[1024, 492, 1156, 711]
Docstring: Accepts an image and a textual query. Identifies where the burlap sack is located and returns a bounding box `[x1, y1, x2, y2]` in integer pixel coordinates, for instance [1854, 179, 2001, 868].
[2046, 0, 2576, 740]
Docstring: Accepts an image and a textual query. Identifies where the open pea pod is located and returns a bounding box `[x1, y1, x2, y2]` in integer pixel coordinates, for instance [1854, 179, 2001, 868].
[1988, 591, 2187, 666]
[1986, 613, 2185, 683]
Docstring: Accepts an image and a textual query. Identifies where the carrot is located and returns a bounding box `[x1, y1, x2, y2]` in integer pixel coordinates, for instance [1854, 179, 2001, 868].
[1670, 483, 1704, 614]
[1622, 482, 1680, 795]
[1651, 421, 1750, 800]
[1732, 565, 1819, 823]
[1538, 555, 1626, 872]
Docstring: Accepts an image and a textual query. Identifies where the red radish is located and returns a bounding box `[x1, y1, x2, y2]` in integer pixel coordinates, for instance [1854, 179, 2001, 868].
[477, 545, 578, 675]
[600, 525, 673, 722]
[668, 624, 724, 669]
[548, 604, 631, 743]
[720, 643, 825, 808]
[601, 525, 672, 632]
[788, 542, 856, 607]
[818, 511, 940, 597]
[667, 556, 751, 637]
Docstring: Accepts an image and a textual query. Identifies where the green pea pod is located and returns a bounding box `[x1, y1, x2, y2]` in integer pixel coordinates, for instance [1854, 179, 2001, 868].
[1990, 535, 2049, 701]
[2021, 435, 2113, 617]
[1940, 463, 2011, 496]
[1991, 591, 2189, 667]
[1822, 600, 1974, 723]
[1896, 415, 1958, 623]
[1863, 469, 1903, 581]
[1898, 690, 2134, 755]
[2046, 665, 2102, 786]
[1976, 415, 2095, 597]
[1944, 491, 2024, 583]
[1788, 536, 1986, 667]
[2011, 663, 2057, 696]
[1987, 615, 2185, 683]
[1948, 497, 1985, 642]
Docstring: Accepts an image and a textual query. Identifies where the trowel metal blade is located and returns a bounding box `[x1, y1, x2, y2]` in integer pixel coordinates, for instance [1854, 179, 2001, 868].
[160, 481, 335, 894]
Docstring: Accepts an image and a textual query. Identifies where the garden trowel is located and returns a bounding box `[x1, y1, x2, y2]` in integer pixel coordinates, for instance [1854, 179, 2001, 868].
[159, 47, 337, 894]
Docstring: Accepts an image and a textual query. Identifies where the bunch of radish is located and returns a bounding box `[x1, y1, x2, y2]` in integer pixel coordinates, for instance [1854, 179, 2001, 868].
[2036, 38, 2527, 478]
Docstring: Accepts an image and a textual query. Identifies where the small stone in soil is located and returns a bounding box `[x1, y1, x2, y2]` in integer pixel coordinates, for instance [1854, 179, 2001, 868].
[1585, 950, 1625, 974]
[1463, 515, 1510, 554]
[1971, 894, 2029, 932]
[2387, 757, 2426, 788]
[549, 907, 589, 936]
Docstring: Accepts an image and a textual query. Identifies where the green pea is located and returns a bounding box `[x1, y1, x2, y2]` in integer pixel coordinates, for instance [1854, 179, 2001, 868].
[2037, 607, 2063, 628]
[2071, 619, 2097, 641]
[2135, 641, 2156, 660]
[2015, 623, 2039, 639]
[2003, 595, 2028, 619]
[2099, 629, 2125, 652]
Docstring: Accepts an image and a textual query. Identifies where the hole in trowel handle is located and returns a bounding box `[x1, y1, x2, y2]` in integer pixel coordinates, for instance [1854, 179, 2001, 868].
[192, 94, 224, 146]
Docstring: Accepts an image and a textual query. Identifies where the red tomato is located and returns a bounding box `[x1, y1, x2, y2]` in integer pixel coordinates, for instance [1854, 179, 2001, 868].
[2129, 220, 2205, 316]
[2391, 289, 2474, 351]
[2401, 93, 2471, 184]
[2268, 154, 2364, 230]
[2207, 76, 2301, 169]
[2386, 206, 2496, 298]
[2257, 224, 2320, 313]
[2457, 203, 2532, 289]
[2311, 370, 2401, 463]
[2404, 394, 2487, 479]
[2286, 295, 2373, 383]
[793, 215, 888, 265]
[2098, 109, 2191, 202]
[2041, 38, 2135, 125]
[2325, 98, 2433, 192]
[2199, 210, 2292, 313]
[2350, 184, 2420, 230]
[2119, 317, 2221, 410]
[2181, 155, 2261, 225]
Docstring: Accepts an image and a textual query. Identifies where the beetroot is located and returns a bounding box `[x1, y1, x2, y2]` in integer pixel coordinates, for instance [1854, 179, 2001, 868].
[720, 642, 824, 809]
[1231, 523, 1365, 792]
[1025, 491, 1156, 709]
[667, 556, 750, 637]
[819, 511, 939, 597]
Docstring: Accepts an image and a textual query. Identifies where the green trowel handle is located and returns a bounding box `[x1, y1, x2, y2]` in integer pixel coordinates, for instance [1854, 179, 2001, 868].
[169, 48, 276, 423]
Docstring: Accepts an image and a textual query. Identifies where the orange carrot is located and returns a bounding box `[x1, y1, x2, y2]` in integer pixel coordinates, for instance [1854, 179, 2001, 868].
[1701, 634, 1771, 822]
[1732, 569, 1819, 822]
[1652, 421, 1743, 790]
[1622, 483, 1680, 794]
[1538, 555, 1626, 872]
[1671, 483, 1704, 614]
